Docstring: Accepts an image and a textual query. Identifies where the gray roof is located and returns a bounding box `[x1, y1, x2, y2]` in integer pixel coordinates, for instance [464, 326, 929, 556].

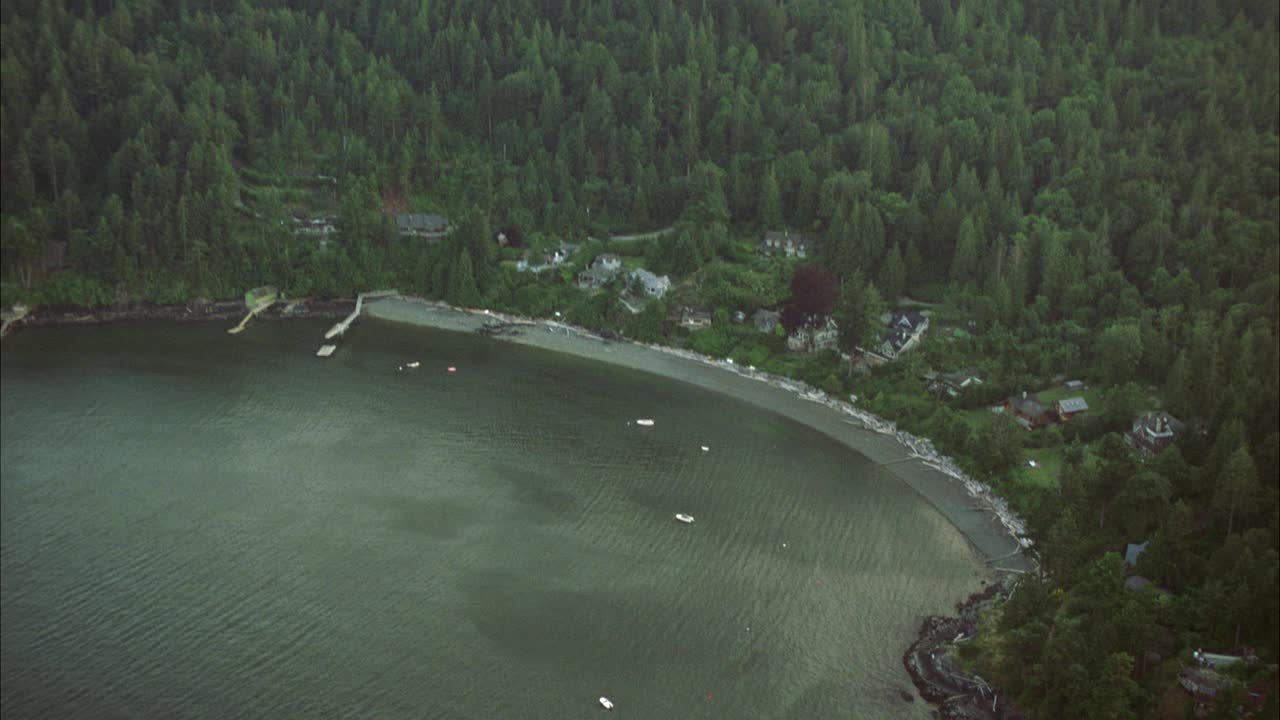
[394, 213, 449, 230]
[1009, 393, 1047, 418]
[1058, 397, 1089, 413]
[577, 267, 616, 285]
[1124, 575, 1153, 592]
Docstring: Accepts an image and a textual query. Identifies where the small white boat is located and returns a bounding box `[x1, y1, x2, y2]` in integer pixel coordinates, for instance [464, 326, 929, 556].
[598, 696, 614, 710]
[635, 418, 655, 426]
[406, 361, 420, 369]
[675, 513, 695, 524]
[700, 445, 709, 452]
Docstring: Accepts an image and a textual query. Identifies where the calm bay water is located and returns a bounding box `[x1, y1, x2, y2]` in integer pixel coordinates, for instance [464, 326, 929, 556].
[2, 319, 985, 719]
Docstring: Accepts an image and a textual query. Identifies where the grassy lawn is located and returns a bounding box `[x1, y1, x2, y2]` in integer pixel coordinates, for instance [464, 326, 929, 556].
[1019, 446, 1065, 488]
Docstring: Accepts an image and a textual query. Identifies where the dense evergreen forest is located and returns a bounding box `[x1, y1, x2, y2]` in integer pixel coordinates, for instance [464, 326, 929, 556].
[2, 0, 1278, 717]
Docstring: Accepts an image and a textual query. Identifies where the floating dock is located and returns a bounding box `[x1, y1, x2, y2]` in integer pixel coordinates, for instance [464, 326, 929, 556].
[316, 344, 337, 357]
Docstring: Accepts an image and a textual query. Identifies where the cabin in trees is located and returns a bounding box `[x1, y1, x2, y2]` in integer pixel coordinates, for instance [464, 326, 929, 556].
[759, 230, 810, 259]
[1128, 411, 1185, 455]
[394, 213, 450, 238]
[1005, 392, 1054, 429]
[786, 317, 839, 353]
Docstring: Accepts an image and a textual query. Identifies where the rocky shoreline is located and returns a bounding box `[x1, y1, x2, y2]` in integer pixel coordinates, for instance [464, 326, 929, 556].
[3, 298, 356, 335]
[903, 581, 1021, 720]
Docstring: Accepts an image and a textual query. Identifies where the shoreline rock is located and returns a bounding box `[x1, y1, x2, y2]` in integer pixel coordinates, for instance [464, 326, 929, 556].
[903, 582, 1020, 720]
[5, 298, 355, 334]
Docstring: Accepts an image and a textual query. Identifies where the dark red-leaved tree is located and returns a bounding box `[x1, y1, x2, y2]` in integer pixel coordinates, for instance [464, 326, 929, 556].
[781, 264, 840, 332]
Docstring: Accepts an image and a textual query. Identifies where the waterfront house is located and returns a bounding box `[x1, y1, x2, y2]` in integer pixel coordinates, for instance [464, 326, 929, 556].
[1128, 411, 1185, 455]
[1063, 379, 1086, 391]
[786, 316, 839, 353]
[394, 213, 450, 238]
[760, 230, 810, 259]
[679, 307, 713, 330]
[628, 268, 670, 298]
[1056, 397, 1089, 420]
[1005, 392, 1053, 429]
[864, 312, 929, 362]
[753, 309, 781, 334]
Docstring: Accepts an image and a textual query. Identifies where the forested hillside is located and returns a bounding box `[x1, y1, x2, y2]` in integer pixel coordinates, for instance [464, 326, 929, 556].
[2, 1, 1278, 717]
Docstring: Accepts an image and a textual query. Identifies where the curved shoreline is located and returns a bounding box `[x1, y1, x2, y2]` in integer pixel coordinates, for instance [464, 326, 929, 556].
[363, 296, 1034, 574]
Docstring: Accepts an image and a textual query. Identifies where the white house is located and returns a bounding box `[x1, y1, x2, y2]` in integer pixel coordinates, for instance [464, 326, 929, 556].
[761, 230, 810, 259]
[629, 269, 670, 298]
[786, 316, 839, 353]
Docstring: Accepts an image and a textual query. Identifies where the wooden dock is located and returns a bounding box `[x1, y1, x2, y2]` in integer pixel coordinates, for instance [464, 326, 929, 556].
[227, 302, 271, 334]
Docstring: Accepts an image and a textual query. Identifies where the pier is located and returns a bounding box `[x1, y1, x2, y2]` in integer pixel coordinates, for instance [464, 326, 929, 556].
[0, 304, 29, 338]
[324, 290, 397, 339]
[227, 302, 271, 334]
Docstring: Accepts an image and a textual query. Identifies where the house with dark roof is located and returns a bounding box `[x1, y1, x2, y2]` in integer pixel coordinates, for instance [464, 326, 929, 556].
[1056, 396, 1089, 420]
[760, 230, 810, 259]
[865, 313, 929, 362]
[1005, 392, 1054, 429]
[1128, 411, 1185, 455]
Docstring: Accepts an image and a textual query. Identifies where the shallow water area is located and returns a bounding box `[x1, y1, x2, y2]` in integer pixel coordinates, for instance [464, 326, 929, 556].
[2, 320, 987, 719]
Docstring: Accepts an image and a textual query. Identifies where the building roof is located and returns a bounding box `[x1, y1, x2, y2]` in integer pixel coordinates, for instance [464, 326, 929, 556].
[394, 213, 449, 230]
[578, 267, 616, 285]
[1134, 411, 1185, 436]
[595, 253, 620, 265]
[629, 268, 669, 287]
[1124, 541, 1148, 567]
[891, 312, 927, 332]
[763, 230, 808, 244]
[1124, 575, 1153, 592]
[1058, 397, 1089, 413]
[681, 307, 712, 322]
[940, 368, 984, 387]
[1009, 392, 1047, 418]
